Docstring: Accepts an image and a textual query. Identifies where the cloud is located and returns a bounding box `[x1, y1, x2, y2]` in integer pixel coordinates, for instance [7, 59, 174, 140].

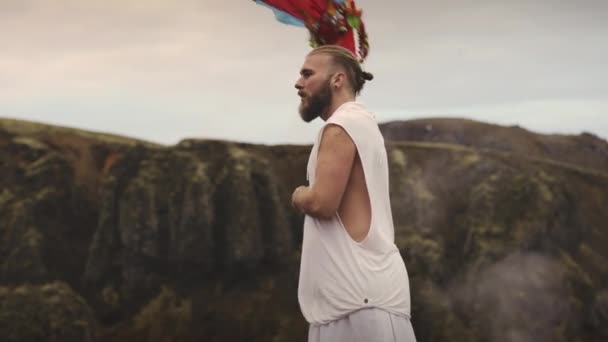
[361, 0, 608, 108]
[0, 0, 305, 96]
[0, 0, 606, 143]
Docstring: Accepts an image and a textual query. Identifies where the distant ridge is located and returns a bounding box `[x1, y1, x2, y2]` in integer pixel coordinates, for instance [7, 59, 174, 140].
[380, 118, 608, 172]
[0, 117, 161, 147]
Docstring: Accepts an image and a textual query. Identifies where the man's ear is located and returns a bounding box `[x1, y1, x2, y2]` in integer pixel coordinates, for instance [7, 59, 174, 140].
[332, 72, 346, 89]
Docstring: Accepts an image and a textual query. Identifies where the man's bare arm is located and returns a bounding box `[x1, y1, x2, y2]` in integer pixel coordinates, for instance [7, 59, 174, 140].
[292, 124, 356, 218]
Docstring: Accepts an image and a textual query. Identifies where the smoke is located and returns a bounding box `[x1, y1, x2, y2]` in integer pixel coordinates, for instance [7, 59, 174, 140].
[452, 252, 574, 342]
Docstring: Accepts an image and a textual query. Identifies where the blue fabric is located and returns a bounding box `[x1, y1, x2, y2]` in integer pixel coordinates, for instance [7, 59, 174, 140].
[255, 0, 306, 27]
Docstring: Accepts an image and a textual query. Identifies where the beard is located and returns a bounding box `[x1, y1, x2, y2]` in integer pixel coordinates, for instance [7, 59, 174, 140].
[298, 79, 332, 123]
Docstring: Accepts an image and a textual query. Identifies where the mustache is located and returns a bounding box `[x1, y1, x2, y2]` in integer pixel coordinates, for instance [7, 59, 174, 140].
[298, 91, 306, 97]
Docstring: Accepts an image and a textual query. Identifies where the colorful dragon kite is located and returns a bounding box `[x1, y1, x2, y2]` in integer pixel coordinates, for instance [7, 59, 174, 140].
[254, 0, 369, 62]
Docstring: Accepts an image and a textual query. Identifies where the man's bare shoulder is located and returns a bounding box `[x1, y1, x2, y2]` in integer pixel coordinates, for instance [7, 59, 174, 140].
[320, 124, 353, 146]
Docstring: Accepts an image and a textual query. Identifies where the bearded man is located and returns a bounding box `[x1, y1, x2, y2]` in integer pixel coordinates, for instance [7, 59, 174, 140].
[291, 45, 417, 342]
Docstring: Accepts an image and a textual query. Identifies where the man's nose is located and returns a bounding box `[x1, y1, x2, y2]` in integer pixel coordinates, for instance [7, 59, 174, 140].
[294, 78, 304, 90]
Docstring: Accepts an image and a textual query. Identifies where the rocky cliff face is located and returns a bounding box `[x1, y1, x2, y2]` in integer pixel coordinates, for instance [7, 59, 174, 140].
[1, 118, 607, 342]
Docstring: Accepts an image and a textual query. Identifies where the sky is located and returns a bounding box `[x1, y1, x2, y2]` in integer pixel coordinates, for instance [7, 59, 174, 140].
[1, 0, 607, 145]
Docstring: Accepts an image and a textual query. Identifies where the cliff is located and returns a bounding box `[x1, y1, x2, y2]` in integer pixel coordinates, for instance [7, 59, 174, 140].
[1, 118, 607, 342]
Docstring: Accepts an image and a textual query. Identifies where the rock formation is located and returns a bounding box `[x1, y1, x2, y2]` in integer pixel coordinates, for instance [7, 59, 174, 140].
[1, 118, 607, 341]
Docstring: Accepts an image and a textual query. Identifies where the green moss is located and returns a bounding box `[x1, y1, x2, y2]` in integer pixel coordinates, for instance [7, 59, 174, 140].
[460, 151, 480, 166]
[11, 136, 50, 154]
[390, 148, 407, 168]
[0, 189, 14, 207]
[407, 169, 435, 201]
[130, 287, 192, 342]
[0, 282, 97, 342]
[579, 243, 608, 278]
[398, 232, 444, 278]
[101, 286, 121, 309]
[411, 279, 476, 342]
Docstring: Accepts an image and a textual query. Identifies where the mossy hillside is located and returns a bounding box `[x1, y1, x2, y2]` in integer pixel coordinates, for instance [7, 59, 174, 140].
[0, 282, 98, 342]
[1, 118, 607, 341]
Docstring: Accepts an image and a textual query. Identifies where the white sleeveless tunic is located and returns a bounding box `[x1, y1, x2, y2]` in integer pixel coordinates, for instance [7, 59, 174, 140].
[298, 101, 411, 325]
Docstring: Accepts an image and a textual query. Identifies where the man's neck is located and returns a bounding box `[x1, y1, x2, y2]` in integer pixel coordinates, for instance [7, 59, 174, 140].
[321, 92, 356, 121]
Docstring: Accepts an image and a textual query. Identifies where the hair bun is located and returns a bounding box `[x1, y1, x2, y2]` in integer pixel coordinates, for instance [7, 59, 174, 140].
[362, 71, 374, 81]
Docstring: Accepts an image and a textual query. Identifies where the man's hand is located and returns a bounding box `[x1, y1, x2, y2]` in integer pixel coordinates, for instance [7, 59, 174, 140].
[291, 185, 309, 213]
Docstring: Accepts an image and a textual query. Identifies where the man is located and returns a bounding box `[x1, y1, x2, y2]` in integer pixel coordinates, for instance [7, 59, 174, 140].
[291, 44, 417, 342]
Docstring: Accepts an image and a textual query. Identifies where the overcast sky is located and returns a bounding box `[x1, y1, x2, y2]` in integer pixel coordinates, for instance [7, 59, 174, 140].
[1, 0, 607, 145]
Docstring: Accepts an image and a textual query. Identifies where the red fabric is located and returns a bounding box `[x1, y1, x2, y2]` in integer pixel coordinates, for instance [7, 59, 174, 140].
[318, 23, 356, 56]
[260, 0, 365, 60]
[261, 0, 326, 21]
